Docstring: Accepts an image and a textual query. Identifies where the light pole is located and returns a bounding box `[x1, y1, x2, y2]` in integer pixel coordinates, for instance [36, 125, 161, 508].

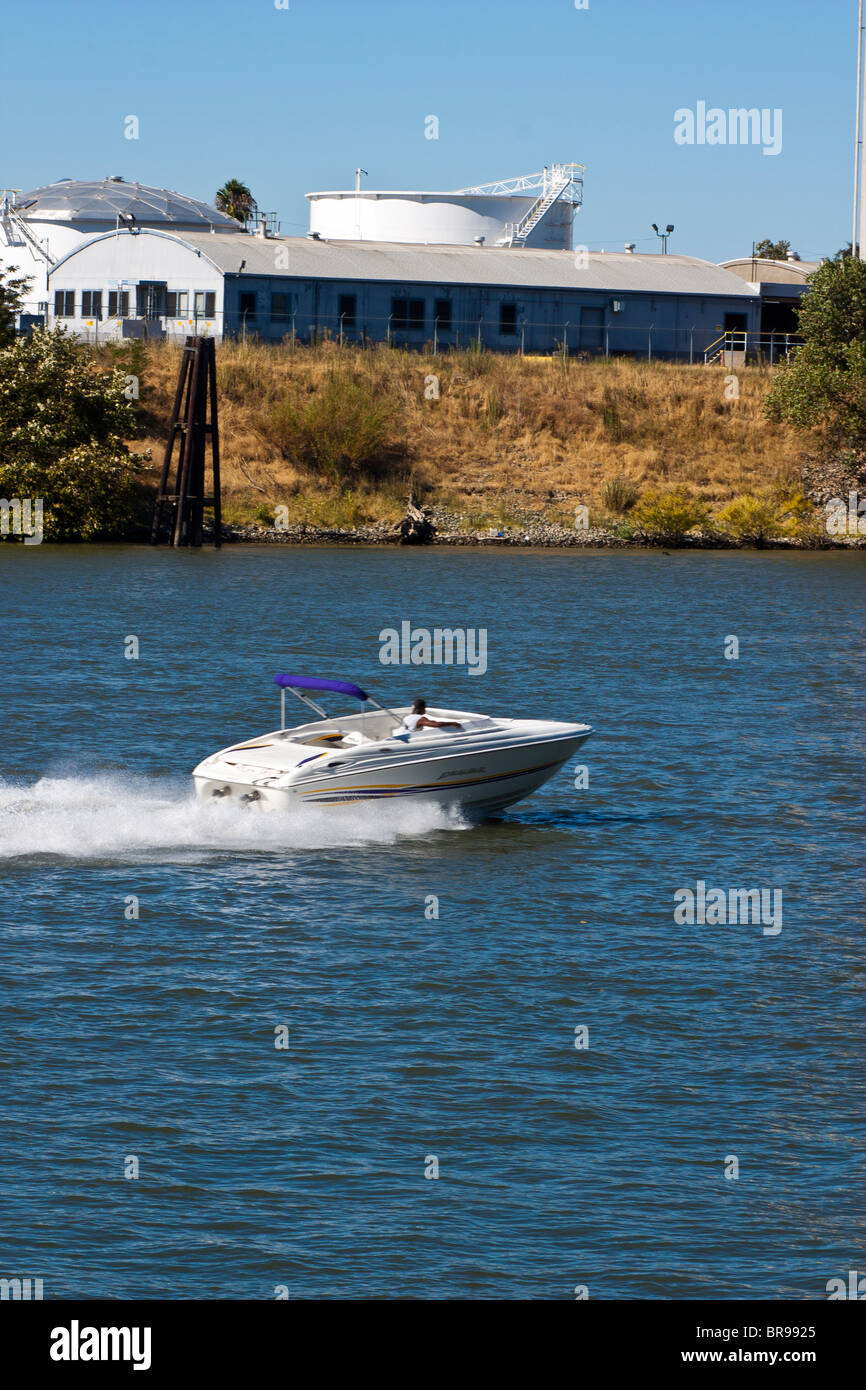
[855, 0, 864, 257]
[652, 222, 675, 254]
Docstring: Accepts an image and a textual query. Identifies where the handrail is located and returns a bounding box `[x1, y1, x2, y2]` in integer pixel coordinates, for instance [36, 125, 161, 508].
[2, 206, 56, 265]
[703, 332, 728, 356]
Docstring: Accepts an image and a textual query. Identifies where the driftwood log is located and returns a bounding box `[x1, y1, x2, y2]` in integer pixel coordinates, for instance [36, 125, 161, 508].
[397, 501, 436, 545]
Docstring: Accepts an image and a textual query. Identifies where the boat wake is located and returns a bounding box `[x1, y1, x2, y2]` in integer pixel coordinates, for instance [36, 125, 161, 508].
[0, 772, 466, 862]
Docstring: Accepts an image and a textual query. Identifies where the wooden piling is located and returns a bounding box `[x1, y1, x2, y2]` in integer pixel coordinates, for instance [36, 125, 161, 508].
[151, 336, 222, 547]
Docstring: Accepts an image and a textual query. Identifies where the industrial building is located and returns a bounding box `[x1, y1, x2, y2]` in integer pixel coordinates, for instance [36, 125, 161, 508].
[720, 254, 818, 343]
[0, 171, 805, 360]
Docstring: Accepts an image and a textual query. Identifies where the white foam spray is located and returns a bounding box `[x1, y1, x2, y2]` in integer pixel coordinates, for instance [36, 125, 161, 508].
[0, 773, 466, 862]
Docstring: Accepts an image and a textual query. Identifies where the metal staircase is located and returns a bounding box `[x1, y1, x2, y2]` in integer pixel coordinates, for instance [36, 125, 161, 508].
[513, 166, 575, 244]
[703, 333, 727, 366]
[703, 332, 748, 366]
[0, 191, 56, 266]
[457, 163, 584, 246]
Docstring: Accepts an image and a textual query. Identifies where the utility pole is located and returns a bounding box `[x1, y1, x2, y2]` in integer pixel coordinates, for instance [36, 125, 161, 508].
[855, 0, 864, 257]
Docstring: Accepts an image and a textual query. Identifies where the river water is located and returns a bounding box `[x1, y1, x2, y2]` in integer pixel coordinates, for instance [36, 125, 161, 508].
[0, 544, 862, 1299]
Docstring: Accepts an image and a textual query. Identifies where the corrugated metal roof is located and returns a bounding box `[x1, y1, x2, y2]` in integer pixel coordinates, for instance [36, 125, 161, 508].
[720, 257, 819, 284]
[15, 179, 242, 231]
[179, 232, 758, 295]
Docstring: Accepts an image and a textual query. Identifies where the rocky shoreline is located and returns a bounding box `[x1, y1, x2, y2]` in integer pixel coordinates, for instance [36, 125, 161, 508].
[218, 519, 632, 547]
[212, 503, 864, 550]
[214, 522, 863, 549]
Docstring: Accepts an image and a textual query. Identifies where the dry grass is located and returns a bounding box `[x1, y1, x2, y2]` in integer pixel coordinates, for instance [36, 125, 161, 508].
[112, 337, 806, 528]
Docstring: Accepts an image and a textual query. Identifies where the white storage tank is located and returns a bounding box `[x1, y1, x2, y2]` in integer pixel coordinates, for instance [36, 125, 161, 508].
[307, 166, 582, 250]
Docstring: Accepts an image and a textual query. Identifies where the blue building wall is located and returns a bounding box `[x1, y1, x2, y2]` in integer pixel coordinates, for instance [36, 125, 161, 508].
[222, 275, 760, 360]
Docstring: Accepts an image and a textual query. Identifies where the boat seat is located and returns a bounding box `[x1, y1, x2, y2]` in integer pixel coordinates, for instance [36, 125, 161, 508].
[297, 729, 375, 749]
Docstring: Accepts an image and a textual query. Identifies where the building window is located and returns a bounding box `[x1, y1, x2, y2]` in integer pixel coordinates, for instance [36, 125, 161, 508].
[434, 299, 452, 331]
[137, 282, 167, 317]
[392, 296, 424, 331]
[499, 303, 518, 335]
[238, 291, 257, 323]
[338, 293, 356, 328]
[271, 292, 290, 324]
[166, 291, 189, 317]
[108, 290, 129, 318]
[81, 290, 102, 320]
[54, 290, 74, 317]
[195, 291, 216, 319]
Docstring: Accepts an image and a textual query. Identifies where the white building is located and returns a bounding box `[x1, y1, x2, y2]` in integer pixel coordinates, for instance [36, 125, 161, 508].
[0, 176, 242, 321]
[0, 172, 774, 359]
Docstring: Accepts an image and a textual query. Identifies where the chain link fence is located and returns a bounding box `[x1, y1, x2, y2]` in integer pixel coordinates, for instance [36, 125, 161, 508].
[31, 310, 801, 363]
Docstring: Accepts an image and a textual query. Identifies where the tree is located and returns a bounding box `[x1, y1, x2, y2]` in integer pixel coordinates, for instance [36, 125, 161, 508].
[765, 255, 866, 455]
[754, 238, 791, 261]
[0, 328, 139, 540]
[0, 265, 31, 348]
[215, 179, 256, 224]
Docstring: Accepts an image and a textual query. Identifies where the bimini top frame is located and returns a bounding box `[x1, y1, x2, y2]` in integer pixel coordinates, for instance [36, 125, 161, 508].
[273, 674, 396, 729]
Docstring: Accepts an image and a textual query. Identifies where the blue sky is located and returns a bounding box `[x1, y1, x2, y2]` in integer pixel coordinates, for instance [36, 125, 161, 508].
[1, 0, 858, 261]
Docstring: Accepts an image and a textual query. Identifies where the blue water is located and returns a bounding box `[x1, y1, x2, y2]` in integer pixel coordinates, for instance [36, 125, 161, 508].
[0, 545, 863, 1299]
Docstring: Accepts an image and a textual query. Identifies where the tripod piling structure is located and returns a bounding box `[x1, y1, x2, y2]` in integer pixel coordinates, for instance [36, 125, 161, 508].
[151, 336, 221, 547]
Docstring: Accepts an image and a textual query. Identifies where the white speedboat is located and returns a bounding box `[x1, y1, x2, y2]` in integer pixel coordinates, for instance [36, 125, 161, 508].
[192, 676, 592, 819]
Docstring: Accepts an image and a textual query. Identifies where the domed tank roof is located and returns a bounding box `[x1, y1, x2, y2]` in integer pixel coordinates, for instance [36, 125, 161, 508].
[12, 177, 243, 230]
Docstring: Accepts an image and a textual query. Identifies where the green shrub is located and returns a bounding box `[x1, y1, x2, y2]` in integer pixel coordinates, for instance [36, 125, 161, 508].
[786, 510, 831, 547]
[774, 490, 826, 545]
[775, 489, 814, 528]
[270, 370, 405, 481]
[631, 486, 711, 543]
[716, 494, 783, 545]
[602, 474, 640, 514]
[0, 328, 139, 540]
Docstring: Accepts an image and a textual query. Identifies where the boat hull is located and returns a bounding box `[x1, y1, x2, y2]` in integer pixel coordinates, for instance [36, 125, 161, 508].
[193, 730, 589, 819]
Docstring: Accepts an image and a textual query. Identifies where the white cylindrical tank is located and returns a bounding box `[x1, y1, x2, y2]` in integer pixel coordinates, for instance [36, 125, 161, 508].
[306, 191, 574, 249]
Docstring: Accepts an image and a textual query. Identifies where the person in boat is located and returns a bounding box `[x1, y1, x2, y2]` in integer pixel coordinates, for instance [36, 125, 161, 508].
[400, 699, 463, 733]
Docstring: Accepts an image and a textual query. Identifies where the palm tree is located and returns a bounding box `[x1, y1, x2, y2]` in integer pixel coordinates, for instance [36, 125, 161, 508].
[215, 179, 256, 225]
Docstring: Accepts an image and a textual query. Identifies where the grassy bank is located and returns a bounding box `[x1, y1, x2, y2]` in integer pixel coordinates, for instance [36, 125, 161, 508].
[115, 338, 809, 533]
